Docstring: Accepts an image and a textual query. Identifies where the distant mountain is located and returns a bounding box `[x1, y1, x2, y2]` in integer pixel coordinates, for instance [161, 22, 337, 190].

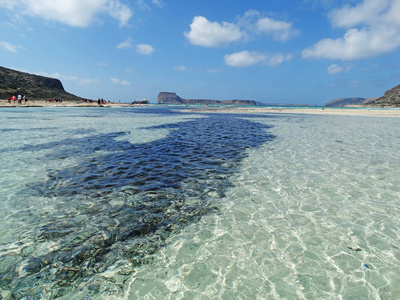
[324, 97, 366, 107]
[157, 92, 257, 106]
[0, 66, 83, 100]
[366, 84, 400, 107]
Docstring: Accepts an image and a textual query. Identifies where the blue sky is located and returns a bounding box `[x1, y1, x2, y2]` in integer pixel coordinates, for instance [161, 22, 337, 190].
[1, 0, 400, 105]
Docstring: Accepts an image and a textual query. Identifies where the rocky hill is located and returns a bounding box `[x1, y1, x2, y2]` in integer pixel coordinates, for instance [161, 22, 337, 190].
[324, 97, 366, 107]
[366, 84, 400, 107]
[157, 92, 256, 106]
[0, 66, 83, 100]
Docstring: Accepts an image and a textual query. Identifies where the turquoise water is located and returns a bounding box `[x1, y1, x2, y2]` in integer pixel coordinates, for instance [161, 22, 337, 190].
[1, 107, 400, 299]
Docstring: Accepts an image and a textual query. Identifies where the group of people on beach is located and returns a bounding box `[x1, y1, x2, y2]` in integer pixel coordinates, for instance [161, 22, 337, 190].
[45, 98, 63, 103]
[7, 95, 27, 104]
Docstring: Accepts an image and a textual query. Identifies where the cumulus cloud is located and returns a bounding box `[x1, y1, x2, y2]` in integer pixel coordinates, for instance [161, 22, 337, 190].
[185, 11, 299, 48]
[184, 16, 245, 47]
[328, 0, 390, 28]
[256, 17, 299, 41]
[136, 43, 154, 55]
[224, 51, 291, 68]
[116, 37, 133, 49]
[0, 0, 133, 27]
[0, 41, 18, 52]
[111, 78, 130, 85]
[108, 0, 132, 27]
[303, 0, 400, 60]
[224, 51, 266, 67]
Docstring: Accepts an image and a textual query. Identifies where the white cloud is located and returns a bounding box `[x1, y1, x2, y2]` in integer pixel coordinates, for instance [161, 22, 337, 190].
[0, 41, 18, 52]
[0, 0, 132, 27]
[108, 0, 132, 27]
[184, 16, 245, 47]
[256, 17, 299, 41]
[264, 53, 293, 66]
[111, 78, 130, 85]
[328, 0, 390, 28]
[136, 43, 154, 55]
[303, 0, 400, 60]
[224, 51, 292, 68]
[327, 64, 343, 74]
[224, 51, 266, 67]
[327, 63, 352, 74]
[116, 37, 133, 49]
[185, 11, 299, 48]
[174, 65, 186, 71]
[0, 0, 16, 9]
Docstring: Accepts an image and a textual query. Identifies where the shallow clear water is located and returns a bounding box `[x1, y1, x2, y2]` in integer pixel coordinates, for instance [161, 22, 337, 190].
[1, 107, 400, 299]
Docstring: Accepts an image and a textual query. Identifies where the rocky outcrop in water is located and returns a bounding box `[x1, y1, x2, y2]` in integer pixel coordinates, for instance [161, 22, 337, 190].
[157, 92, 257, 105]
[0, 66, 83, 100]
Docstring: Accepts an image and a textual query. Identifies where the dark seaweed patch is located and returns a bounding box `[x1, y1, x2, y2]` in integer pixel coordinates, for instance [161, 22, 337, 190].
[1, 110, 275, 298]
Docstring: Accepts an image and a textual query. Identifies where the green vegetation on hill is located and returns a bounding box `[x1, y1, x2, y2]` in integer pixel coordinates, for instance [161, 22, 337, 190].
[0, 66, 83, 100]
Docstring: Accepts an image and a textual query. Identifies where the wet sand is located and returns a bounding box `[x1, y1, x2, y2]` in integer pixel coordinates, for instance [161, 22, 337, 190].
[189, 106, 400, 117]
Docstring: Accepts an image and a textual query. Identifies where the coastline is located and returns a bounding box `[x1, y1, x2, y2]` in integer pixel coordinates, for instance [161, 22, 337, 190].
[2, 99, 400, 117]
[0, 99, 147, 108]
[188, 106, 400, 117]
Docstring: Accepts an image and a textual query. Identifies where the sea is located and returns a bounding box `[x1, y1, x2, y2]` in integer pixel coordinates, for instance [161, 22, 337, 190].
[0, 106, 400, 300]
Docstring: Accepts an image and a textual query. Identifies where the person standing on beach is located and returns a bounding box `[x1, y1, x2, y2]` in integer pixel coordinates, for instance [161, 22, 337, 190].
[12, 95, 16, 103]
[18, 94, 21, 104]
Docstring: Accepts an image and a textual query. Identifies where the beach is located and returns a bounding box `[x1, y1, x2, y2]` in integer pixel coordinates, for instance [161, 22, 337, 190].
[2, 99, 400, 117]
[0, 99, 145, 108]
[190, 106, 400, 117]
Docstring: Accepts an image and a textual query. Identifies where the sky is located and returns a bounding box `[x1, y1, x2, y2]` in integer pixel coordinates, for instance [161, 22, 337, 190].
[1, 0, 400, 105]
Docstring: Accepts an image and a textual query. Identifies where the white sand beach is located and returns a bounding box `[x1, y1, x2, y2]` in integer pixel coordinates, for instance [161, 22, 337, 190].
[0, 99, 145, 108]
[190, 106, 400, 117]
[2, 99, 399, 117]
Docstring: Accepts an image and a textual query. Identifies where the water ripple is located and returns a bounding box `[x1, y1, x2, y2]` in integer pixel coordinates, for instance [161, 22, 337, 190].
[0, 111, 275, 298]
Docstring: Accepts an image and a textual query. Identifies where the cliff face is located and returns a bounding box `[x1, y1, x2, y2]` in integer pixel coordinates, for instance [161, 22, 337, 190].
[0, 66, 82, 100]
[157, 92, 184, 104]
[367, 84, 400, 107]
[157, 92, 256, 106]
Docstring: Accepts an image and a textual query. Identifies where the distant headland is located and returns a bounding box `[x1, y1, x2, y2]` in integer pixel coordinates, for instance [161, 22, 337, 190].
[157, 92, 257, 106]
[2, 66, 400, 107]
[0, 66, 83, 101]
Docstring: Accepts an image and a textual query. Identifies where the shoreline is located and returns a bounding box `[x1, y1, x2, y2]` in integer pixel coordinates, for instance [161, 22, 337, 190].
[0, 99, 149, 108]
[1, 100, 400, 117]
[187, 106, 400, 117]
